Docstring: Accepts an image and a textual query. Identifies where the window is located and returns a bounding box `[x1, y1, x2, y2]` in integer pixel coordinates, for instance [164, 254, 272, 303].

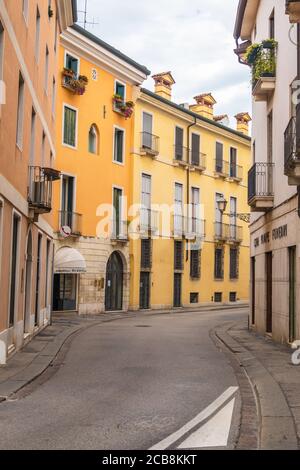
[88, 124, 99, 154]
[16, 74, 25, 149]
[230, 148, 237, 178]
[141, 239, 152, 269]
[65, 53, 79, 74]
[22, 0, 29, 23]
[214, 248, 224, 279]
[174, 183, 183, 235]
[113, 187, 123, 238]
[214, 292, 222, 303]
[35, 8, 41, 62]
[44, 46, 49, 93]
[61, 175, 75, 221]
[142, 112, 153, 149]
[41, 132, 46, 166]
[141, 174, 151, 230]
[52, 78, 56, 116]
[175, 126, 184, 160]
[113, 127, 124, 163]
[269, 9, 275, 39]
[191, 133, 200, 166]
[230, 248, 239, 280]
[63, 105, 77, 147]
[215, 193, 223, 237]
[115, 81, 125, 101]
[190, 249, 200, 279]
[230, 197, 237, 239]
[29, 108, 36, 163]
[216, 142, 223, 172]
[35, 234, 42, 326]
[9, 213, 21, 327]
[174, 240, 183, 271]
[191, 187, 200, 233]
[267, 111, 273, 163]
[190, 293, 199, 304]
[229, 292, 237, 302]
[45, 239, 51, 307]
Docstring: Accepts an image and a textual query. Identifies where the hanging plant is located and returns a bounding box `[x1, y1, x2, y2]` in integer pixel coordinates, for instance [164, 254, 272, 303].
[261, 38, 278, 50]
[245, 43, 261, 65]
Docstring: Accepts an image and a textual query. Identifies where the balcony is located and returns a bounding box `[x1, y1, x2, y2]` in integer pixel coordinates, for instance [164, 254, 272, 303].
[173, 214, 185, 239]
[248, 41, 277, 102]
[228, 224, 243, 244]
[139, 208, 159, 235]
[173, 145, 189, 169]
[61, 69, 88, 95]
[112, 95, 134, 119]
[214, 160, 229, 178]
[286, 0, 300, 23]
[59, 211, 82, 237]
[140, 132, 160, 158]
[190, 150, 207, 172]
[228, 163, 243, 182]
[28, 166, 60, 219]
[214, 222, 229, 242]
[284, 111, 300, 185]
[248, 162, 274, 211]
[111, 220, 129, 244]
[185, 218, 206, 240]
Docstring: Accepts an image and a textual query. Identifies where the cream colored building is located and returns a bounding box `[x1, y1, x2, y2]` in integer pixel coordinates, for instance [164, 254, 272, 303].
[234, 0, 300, 344]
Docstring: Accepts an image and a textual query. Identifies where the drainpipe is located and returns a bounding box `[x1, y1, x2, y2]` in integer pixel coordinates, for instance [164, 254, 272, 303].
[186, 116, 197, 262]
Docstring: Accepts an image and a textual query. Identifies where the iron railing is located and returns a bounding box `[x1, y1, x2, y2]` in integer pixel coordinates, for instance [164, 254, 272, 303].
[284, 106, 300, 173]
[215, 160, 230, 177]
[229, 163, 243, 180]
[59, 211, 82, 236]
[140, 132, 160, 155]
[214, 222, 229, 240]
[111, 219, 128, 241]
[28, 166, 60, 213]
[190, 150, 207, 169]
[248, 162, 274, 203]
[228, 224, 243, 243]
[140, 208, 159, 233]
[174, 145, 189, 164]
[185, 217, 206, 238]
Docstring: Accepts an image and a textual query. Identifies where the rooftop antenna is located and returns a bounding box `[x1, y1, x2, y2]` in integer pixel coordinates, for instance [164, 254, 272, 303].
[77, 0, 99, 30]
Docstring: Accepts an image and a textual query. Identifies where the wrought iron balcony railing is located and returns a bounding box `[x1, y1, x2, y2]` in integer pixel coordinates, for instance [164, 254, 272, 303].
[214, 222, 229, 241]
[28, 166, 60, 214]
[140, 208, 159, 234]
[284, 106, 300, 184]
[228, 224, 243, 243]
[185, 217, 206, 239]
[59, 211, 82, 236]
[140, 132, 160, 156]
[111, 219, 129, 242]
[174, 145, 189, 166]
[248, 162, 274, 208]
[215, 160, 230, 177]
[190, 150, 207, 170]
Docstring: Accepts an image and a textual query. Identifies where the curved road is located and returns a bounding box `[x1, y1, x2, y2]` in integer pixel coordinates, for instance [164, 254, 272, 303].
[0, 308, 247, 450]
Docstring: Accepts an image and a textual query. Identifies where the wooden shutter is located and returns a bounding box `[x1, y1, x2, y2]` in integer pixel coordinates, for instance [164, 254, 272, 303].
[191, 134, 200, 165]
[141, 239, 151, 269]
[216, 142, 223, 171]
[174, 241, 183, 270]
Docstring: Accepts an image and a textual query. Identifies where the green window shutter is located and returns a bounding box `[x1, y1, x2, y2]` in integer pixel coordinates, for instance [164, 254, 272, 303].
[64, 107, 76, 147]
[114, 129, 124, 163]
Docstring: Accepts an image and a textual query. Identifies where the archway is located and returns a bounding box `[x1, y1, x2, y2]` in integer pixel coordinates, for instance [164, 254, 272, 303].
[24, 231, 33, 334]
[105, 252, 124, 311]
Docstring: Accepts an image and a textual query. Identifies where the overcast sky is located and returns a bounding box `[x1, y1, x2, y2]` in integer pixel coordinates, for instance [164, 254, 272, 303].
[77, 0, 251, 126]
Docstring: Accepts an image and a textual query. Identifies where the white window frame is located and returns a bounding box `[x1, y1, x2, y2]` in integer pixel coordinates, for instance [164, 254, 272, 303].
[64, 50, 80, 75]
[112, 185, 125, 237]
[8, 210, 22, 328]
[114, 79, 126, 101]
[112, 125, 126, 166]
[62, 103, 78, 149]
[59, 172, 77, 213]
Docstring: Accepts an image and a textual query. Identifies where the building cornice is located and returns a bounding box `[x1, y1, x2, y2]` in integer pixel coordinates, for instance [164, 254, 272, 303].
[140, 89, 251, 146]
[56, 0, 77, 32]
[61, 27, 150, 86]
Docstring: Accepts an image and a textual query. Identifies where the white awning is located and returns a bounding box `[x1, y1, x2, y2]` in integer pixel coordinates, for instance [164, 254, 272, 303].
[54, 247, 87, 274]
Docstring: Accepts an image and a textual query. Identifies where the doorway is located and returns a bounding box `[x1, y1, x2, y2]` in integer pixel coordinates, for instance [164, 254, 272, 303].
[289, 246, 296, 343]
[105, 252, 124, 311]
[266, 252, 273, 333]
[53, 274, 78, 311]
[140, 272, 150, 310]
[173, 273, 182, 307]
[24, 231, 33, 334]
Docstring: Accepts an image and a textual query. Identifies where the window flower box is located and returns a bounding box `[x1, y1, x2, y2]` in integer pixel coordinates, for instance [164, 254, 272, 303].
[113, 95, 135, 119]
[62, 69, 88, 95]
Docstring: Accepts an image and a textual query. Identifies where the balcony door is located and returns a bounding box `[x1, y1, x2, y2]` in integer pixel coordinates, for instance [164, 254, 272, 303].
[105, 252, 124, 311]
[191, 187, 200, 234]
[289, 246, 296, 343]
[65, 53, 79, 75]
[216, 142, 223, 172]
[113, 187, 123, 238]
[215, 193, 223, 237]
[266, 252, 273, 334]
[175, 127, 184, 160]
[191, 133, 200, 166]
[24, 231, 33, 334]
[140, 272, 150, 310]
[230, 197, 237, 239]
[174, 183, 183, 235]
[230, 147, 237, 178]
[61, 175, 75, 229]
[142, 112, 153, 149]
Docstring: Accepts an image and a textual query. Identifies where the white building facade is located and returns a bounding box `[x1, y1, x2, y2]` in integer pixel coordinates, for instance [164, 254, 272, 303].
[234, 0, 300, 344]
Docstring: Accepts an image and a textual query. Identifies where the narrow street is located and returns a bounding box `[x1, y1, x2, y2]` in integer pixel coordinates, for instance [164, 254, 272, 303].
[0, 309, 246, 450]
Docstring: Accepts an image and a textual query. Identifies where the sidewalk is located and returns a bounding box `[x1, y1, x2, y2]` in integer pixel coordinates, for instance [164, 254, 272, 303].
[214, 321, 300, 450]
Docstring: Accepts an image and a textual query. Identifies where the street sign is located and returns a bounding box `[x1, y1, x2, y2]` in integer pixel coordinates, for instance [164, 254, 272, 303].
[60, 226, 71, 238]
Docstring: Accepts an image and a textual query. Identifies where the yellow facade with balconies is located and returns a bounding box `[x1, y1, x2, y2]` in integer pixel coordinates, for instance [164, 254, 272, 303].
[130, 73, 251, 310]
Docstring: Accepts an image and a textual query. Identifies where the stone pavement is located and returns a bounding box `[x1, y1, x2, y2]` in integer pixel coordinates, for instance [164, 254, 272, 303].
[215, 320, 300, 450]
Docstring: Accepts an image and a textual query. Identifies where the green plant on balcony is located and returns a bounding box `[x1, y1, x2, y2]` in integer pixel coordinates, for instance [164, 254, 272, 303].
[62, 70, 88, 95]
[246, 39, 278, 85]
[113, 95, 135, 119]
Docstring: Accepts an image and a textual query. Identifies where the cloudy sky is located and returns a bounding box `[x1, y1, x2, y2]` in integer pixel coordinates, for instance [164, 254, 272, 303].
[77, 0, 251, 126]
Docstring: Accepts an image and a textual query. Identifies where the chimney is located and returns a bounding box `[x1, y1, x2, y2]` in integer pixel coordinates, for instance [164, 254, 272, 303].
[235, 112, 251, 135]
[152, 72, 175, 100]
[190, 93, 216, 119]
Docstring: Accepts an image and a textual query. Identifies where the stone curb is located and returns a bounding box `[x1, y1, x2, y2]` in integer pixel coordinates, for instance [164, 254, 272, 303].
[214, 322, 299, 450]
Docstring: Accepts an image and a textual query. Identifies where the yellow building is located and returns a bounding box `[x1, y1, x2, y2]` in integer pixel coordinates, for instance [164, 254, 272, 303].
[130, 73, 251, 310]
[52, 25, 149, 314]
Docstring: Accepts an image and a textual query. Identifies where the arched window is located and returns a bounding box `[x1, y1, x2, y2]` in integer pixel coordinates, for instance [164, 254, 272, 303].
[88, 124, 99, 154]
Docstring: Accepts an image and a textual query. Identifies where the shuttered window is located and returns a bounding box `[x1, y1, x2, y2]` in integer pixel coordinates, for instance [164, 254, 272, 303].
[174, 240, 183, 271]
[175, 127, 184, 160]
[114, 128, 124, 163]
[216, 142, 223, 172]
[230, 147, 237, 177]
[141, 239, 152, 269]
[230, 248, 239, 279]
[190, 249, 200, 279]
[214, 248, 224, 279]
[63, 106, 77, 147]
[191, 133, 200, 166]
[214, 292, 222, 302]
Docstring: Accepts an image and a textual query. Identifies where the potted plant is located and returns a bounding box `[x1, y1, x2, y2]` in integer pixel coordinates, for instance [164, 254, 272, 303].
[113, 94, 124, 104]
[78, 75, 89, 85]
[245, 43, 261, 65]
[63, 68, 75, 78]
[262, 38, 277, 50]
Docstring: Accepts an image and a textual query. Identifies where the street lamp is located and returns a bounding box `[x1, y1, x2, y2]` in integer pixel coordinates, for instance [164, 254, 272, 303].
[216, 196, 250, 224]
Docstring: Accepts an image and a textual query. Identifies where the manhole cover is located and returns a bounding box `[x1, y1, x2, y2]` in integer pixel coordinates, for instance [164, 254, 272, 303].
[135, 325, 151, 328]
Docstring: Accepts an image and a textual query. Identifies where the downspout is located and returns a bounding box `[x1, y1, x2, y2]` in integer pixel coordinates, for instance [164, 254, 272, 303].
[186, 116, 197, 262]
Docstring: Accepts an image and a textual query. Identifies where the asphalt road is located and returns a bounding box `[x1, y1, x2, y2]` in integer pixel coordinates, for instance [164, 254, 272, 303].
[0, 308, 247, 450]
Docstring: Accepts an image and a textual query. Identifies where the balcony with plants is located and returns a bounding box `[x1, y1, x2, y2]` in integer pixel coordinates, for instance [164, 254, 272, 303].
[286, 0, 300, 23]
[284, 105, 300, 185]
[245, 39, 277, 101]
[61, 68, 88, 95]
[113, 94, 135, 119]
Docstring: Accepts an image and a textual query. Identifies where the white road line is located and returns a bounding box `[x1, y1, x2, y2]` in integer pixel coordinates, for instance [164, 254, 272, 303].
[149, 386, 238, 451]
[178, 398, 235, 449]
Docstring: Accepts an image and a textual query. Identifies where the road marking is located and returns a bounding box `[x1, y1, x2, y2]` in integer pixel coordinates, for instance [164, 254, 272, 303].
[149, 386, 238, 450]
[178, 398, 235, 449]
